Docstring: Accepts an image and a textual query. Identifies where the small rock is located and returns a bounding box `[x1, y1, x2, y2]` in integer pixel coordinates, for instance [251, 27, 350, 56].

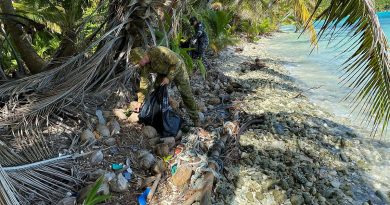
[330, 180, 341, 189]
[207, 105, 214, 110]
[160, 137, 175, 148]
[128, 113, 139, 123]
[290, 194, 305, 205]
[155, 143, 170, 157]
[245, 192, 254, 202]
[302, 192, 313, 204]
[171, 165, 192, 186]
[96, 124, 110, 138]
[208, 97, 221, 105]
[89, 169, 106, 181]
[139, 151, 155, 170]
[104, 172, 116, 182]
[175, 130, 183, 140]
[214, 83, 221, 90]
[57, 197, 76, 205]
[149, 137, 160, 146]
[113, 109, 127, 120]
[225, 84, 234, 94]
[104, 138, 116, 146]
[198, 112, 205, 123]
[340, 152, 348, 162]
[90, 150, 103, 165]
[80, 129, 95, 144]
[318, 195, 326, 203]
[109, 173, 128, 193]
[142, 126, 158, 138]
[375, 190, 390, 203]
[108, 119, 120, 136]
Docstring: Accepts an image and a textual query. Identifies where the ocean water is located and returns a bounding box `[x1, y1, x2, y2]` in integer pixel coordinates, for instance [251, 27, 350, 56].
[263, 12, 390, 139]
[262, 12, 390, 198]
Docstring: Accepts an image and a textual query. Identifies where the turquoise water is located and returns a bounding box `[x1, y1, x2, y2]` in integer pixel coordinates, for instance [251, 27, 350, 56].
[264, 12, 390, 138]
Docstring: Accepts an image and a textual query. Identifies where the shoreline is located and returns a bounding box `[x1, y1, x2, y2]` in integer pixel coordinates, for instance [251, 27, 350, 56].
[205, 39, 390, 204]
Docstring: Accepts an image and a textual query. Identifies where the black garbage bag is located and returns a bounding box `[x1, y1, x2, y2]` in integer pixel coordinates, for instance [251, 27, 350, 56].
[160, 86, 183, 137]
[139, 88, 163, 132]
[139, 86, 182, 137]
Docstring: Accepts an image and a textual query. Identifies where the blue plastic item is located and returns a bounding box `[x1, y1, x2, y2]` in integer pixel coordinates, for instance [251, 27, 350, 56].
[138, 188, 151, 205]
[122, 168, 133, 182]
[111, 163, 123, 170]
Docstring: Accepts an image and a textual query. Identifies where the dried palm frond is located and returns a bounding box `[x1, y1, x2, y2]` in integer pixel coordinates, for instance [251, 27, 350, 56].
[0, 128, 81, 204]
[292, 0, 318, 46]
[0, 1, 184, 204]
[308, 0, 390, 134]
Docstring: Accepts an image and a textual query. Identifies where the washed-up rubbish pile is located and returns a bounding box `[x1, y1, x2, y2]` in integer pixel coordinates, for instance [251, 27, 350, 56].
[139, 121, 239, 205]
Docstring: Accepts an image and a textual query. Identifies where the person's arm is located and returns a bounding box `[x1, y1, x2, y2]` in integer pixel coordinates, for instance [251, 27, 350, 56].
[137, 68, 150, 103]
[195, 23, 205, 39]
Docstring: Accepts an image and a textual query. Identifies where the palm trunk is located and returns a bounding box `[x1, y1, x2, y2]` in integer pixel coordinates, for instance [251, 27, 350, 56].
[0, 0, 46, 74]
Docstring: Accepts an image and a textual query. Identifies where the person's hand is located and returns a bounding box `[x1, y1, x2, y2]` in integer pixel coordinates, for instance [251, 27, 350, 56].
[133, 102, 142, 113]
[160, 77, 170, 86]
[191, 39, 197, 45]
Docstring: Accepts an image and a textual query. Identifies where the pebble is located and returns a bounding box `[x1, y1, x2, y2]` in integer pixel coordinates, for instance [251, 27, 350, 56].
[90, 150, 103, 165]
[139, 151, 155, 170]
[108, 119, 120, 136]
[57, 197, 76, 205]
[142, 126, 158, 138]
[330, 180, 341, 189]
[109, 173, 129, 193]
[155, 143, 170, 157]
[290, 194, 304, 205]
[113, 109, 127, 120]
[96, 124, 110, 138]
[208, 97, 221, 105]
[375, 190, 390, 203]
[80, 129, 95, 144]
[89, 169, 107, 181]
[198, 112, 205, 123]
[104, 138, 116, 146]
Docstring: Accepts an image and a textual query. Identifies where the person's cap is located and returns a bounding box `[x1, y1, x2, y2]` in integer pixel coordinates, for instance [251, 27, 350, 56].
[130, 47, 146, 63]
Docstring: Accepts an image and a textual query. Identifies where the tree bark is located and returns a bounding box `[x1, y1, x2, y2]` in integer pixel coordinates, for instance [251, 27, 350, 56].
[0, 0, 46, 74]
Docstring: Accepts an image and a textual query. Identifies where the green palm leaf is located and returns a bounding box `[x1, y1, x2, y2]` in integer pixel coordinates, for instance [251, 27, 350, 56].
[310, 0, 390, 134]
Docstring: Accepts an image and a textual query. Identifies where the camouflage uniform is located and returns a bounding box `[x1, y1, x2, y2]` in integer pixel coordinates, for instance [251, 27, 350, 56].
[137, 46, 199, 122]
[192, 22, 209, 62]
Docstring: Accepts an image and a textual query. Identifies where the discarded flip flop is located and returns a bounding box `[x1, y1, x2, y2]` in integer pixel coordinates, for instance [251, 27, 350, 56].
[138, 187, 151, 205]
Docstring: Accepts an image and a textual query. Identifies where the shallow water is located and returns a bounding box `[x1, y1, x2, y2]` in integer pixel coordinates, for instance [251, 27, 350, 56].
[263, 12, 390, 139]
[262, 12, 390, 196]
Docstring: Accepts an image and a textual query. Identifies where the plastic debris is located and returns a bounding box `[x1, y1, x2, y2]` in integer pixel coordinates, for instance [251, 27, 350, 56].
[138, 188, 151, 205]
[171, 164, 178, 175]
[111, 163, 124, 170]
[122, 168, 133, 182]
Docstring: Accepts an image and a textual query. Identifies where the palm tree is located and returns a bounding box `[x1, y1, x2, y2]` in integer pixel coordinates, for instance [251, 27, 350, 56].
[0, 0, 388, 204]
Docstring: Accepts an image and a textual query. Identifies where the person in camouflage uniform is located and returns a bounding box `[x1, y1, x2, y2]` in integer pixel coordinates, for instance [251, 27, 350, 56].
[130, 46, 200, 125]
[189, 17, 209, 63]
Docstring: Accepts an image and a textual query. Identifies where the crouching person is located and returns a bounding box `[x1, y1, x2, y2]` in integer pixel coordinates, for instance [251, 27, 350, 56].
[130, 46, 200, 127]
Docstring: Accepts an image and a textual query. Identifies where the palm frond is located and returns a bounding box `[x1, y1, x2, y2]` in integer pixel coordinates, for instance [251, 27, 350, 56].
[311, 0, 390, 134]
[292, 0, 318, 46]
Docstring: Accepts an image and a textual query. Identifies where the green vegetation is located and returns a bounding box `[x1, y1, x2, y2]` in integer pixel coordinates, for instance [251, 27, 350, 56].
[83, 177, 111, 205]
[376, 0, 390, 11]
[0, 0, 387, 140]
